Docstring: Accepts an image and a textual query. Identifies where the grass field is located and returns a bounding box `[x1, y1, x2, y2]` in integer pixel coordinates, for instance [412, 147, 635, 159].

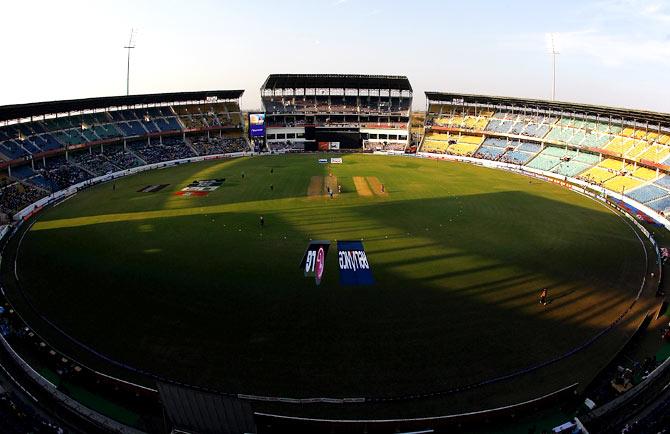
[14, 153, 647, 405]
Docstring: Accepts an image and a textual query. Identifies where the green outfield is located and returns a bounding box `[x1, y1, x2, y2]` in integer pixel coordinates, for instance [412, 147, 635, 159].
[14, 153, 648, 406]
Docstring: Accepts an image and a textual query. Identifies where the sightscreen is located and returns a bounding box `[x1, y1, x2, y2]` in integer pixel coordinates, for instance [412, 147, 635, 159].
[314, 128, 361, 149]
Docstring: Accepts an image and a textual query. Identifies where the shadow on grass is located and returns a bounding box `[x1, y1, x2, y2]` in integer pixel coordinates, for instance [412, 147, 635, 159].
[10, 188, 649, 402]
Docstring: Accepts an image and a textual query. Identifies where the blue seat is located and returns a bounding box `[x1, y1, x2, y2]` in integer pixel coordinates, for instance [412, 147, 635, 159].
[646, 195, 670, 213]
[628, 184, 669, 204]
[653, 176, 670, 189]
[477, 145, 506, 159]
[11, 165, 36, 179]
[1, 141, 29, 159]
[505, 150, 534, 164]
[517, 141, 542, 153]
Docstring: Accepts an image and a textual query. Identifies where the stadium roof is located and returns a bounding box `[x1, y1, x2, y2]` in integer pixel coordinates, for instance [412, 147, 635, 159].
[0, 90, 244, 123]
[262, 74, 412, 92]
[425, 92, 670, 125]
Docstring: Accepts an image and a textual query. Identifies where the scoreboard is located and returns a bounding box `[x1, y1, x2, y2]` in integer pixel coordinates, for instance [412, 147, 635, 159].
[248, 113, 266, 138]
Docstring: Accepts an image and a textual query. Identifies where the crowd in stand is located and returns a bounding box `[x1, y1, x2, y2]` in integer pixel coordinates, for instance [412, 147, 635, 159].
[498, 153, 526, 165]
[251, 137, 265, 153]
[368, 142, 407, 152]
[70, 152, 119, 176]
[473, 149, 494, 161]
[38, 157, 92, 191]
[266, 119, 307, 128]
[267, 140, 305, 152]
[128, 138, 195, 164]
[0, 136, 248, 217]
[102, 145, 145, 169]
[470, 148, 524, 165]
[189, 135, 247, 155]
[0, 182, 46, 217]
[263, 97, 410, 116]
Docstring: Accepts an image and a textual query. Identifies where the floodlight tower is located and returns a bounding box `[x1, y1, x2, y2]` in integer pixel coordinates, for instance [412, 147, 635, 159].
[549, 33, 560, 101]
[124, 29, 136, 96]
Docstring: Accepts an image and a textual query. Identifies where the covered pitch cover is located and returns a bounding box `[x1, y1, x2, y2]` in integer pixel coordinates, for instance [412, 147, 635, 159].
[337, 240, 374, 285]
[299, 241, 331, 285]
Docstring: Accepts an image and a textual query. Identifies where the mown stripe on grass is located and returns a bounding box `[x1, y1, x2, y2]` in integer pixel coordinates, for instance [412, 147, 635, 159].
[32, 202, 268, 231]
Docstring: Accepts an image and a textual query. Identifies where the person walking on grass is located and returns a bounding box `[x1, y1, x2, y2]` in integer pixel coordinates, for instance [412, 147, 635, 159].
[260, 216, 264, 228]
[540, 288, 548, 306]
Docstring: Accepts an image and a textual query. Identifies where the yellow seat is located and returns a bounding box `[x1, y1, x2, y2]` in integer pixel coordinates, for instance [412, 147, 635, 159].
[448, 143, 480, 156]
[475, 117, 490, 130]
[423, 132, 483, 155]
[625, 141, 649, 158]
[462, 116, 488, 130]
[580, 166, 617, 183]
[450, 116, 464, 126]
[457, 134, 484, 145]
[604, 137, 634, 154]
[638, 145, 670, 163]
[632, 167, 657, 181]
[599, 158, 627, 171]
[603, 176, 643, 192]
[422, 140, 450, 153]
[425, 132, 451, 141]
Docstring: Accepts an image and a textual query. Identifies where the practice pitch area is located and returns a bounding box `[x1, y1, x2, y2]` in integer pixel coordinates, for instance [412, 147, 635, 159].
[7, 153, 651, 418]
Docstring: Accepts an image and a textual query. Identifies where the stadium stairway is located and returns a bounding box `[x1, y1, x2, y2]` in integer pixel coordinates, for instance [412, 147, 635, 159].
[182, 137, 199, 156]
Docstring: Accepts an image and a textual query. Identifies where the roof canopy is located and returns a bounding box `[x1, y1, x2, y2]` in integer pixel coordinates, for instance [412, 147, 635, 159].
[262, 74, 412, 92]
[0, 90, 244, 123]
[425, 92, 670, 126]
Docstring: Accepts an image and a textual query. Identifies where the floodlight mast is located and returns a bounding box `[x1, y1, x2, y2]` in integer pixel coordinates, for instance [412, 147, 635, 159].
[124, 29, 136, 96]
[550, 33, 560, 102]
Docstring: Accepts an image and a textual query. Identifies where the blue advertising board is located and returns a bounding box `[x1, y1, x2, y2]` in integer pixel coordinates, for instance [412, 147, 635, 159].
[337, 240, 374, 285]
[249, 113, 266, 137]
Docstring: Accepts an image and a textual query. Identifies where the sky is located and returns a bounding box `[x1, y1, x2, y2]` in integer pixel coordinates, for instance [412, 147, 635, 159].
[1, 0, 669, 112]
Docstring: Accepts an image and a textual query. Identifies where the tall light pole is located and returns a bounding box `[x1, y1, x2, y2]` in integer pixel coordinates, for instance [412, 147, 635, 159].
[124, 29, 136, 96]
[549, 33, 560, 101]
